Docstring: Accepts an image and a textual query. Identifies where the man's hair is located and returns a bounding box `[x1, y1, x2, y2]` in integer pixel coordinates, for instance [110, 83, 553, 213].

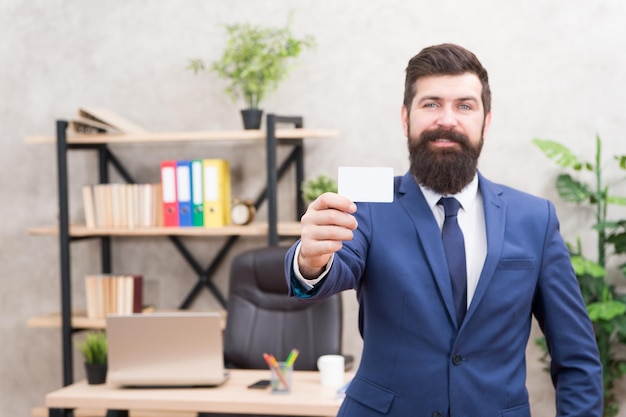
[404, 43, 491, 115]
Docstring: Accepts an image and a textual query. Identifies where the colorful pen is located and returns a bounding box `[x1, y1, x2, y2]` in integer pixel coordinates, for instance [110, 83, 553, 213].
[285, 348, 300, 368]
[263, 353, 289, 389]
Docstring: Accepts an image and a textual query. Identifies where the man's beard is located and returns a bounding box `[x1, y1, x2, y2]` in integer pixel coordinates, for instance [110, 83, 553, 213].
[408, 126, 483, 195]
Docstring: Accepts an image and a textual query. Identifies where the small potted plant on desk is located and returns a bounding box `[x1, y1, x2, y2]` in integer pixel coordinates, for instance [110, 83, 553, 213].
[75, 330, 108, 385]
[188, 19, 314, 130]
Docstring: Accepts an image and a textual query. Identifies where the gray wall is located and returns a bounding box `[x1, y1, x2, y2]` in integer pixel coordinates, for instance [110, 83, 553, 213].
[3, 0, 626, 415]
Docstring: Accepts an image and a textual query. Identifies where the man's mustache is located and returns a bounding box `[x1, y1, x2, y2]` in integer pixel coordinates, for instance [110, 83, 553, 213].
[420, 129, 470, 146]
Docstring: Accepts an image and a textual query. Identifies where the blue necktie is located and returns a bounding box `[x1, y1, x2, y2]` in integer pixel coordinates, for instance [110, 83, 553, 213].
[439, 197, 467, 327]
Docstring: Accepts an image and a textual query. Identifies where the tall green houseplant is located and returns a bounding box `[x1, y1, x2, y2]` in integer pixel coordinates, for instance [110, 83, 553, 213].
[533, 136, 626, 417]
[188, 19, 314, 129]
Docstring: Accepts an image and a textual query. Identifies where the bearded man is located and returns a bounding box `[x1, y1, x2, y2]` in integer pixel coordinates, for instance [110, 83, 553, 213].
[284, 43, 602, 417]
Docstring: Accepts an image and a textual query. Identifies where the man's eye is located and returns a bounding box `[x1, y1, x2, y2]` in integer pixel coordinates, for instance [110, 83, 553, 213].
[459, 104, 471, 110]
[424, 102, 438, 108]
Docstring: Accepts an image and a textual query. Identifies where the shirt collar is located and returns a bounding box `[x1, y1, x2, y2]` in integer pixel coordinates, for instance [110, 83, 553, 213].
[419, 174, 479, 212]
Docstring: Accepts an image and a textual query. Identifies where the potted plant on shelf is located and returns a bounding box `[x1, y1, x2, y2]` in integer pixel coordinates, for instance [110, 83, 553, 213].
[533, 136, 626, 417]
[75, 330, 108, 385]
[188, 19, 314, 130]
[301, 174, 338, 205]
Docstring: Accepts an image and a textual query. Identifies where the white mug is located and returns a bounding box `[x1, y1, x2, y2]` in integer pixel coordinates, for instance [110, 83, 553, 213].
[317, 354, 345, 387]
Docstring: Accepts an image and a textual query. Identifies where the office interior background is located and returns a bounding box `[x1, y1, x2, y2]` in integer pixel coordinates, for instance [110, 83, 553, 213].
[3, 0, 626, 415]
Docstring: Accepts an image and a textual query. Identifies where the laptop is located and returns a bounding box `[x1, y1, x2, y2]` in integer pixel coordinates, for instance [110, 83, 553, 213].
[106, 311, 229, 387]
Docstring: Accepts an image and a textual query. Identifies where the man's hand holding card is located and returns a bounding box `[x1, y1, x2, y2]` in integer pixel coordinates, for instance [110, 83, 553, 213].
[297, 167, 393, 279]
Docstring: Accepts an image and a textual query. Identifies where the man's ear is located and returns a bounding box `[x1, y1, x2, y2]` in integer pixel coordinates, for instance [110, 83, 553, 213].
[482, 111, 492, 137]
[401, 105, 409, 137]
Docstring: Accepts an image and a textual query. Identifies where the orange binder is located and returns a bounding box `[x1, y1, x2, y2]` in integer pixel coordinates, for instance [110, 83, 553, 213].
[160, 160, 179, 227]
[202, 159, 231, 227]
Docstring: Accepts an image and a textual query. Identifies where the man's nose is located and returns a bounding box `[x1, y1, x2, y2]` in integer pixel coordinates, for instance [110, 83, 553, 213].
[437, 106, 458, 128]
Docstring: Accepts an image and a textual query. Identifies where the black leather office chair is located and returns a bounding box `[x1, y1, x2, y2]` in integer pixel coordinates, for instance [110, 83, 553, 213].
[199, 245, 350, 417]
[223, 245, 348, 370]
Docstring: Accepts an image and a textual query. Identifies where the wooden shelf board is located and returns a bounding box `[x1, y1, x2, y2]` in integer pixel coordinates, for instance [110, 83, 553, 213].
[28, 222, 302, 237]
[32, 405, 197, 417]
[27, 312, 105, 329]
[27, 310, 226, 330]
[24, 128, 338, 144]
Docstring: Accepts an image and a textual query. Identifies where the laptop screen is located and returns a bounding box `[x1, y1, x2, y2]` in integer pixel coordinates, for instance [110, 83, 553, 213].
[106, 312, 227, 387]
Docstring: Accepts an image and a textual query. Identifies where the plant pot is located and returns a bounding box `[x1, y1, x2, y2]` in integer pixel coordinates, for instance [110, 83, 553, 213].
[240, 108, 263, 130]
[85, 362, 107, 385]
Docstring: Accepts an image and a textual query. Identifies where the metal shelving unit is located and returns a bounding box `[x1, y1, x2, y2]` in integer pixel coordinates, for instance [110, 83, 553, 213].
[28, 114, 337, 388]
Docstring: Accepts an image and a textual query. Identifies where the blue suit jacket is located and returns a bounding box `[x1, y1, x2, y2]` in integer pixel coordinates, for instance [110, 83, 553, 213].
[285, 172, 602, 417]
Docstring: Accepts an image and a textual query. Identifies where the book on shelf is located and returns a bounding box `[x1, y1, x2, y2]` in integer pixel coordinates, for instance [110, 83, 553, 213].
[85, 274, 143, 319]
[176, 160, 193, 227]
[69, 116, 119, 134]
[82, 183, 163, 229]
[160, 160, 179, 227]
[190, 159, 204, 227]
[82, 185, 96, 229]
[202, 159, 231, 227]
[73, 107, 149, 134]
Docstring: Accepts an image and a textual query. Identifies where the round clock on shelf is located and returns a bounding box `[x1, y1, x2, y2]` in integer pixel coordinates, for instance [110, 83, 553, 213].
[231, 199, 256, 225]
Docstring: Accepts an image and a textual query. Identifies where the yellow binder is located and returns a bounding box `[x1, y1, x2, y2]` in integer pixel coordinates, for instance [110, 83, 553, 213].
[202, 159, 231, 227]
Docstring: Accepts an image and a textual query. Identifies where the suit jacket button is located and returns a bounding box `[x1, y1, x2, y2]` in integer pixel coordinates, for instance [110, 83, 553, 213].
[432, 412, 444, 417]
[452, 354, 463, 365]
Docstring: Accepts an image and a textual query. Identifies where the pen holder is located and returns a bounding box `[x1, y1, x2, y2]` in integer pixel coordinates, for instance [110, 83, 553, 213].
[270, 361, 293, 394]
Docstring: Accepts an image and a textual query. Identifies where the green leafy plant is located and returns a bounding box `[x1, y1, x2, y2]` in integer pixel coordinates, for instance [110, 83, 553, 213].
[75, 331, 107, 365]
[188, 19, 314, 109]
[301, 174, 338, 203]
[533, 136, 626, 417]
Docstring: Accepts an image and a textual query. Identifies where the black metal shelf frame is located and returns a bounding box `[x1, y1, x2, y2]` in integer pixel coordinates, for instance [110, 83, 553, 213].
[55, 115, 306, 387]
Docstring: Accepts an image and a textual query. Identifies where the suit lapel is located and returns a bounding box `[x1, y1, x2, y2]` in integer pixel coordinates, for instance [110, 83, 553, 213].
[398, 173, 457, 325]
[463, 173, 506, 324]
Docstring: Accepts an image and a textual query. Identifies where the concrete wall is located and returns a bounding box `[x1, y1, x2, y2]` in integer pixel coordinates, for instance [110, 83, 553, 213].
[2, 0, 626, 415]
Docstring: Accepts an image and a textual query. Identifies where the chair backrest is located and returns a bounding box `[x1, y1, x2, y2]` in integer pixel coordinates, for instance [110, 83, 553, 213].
[223, 246, 343, 371]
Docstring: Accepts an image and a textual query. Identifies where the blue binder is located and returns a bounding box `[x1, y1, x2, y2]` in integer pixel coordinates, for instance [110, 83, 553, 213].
[176, 160, 193, 227]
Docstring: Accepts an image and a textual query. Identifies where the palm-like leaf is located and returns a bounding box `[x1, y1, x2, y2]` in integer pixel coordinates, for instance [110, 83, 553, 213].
[556, 174, 591, 203]
[607, 196, 626, 206]
[571, 255, 606, 278]
[532, 139, 591, 170]
[607, 232, 626, 254]
[587, 300, 626, 321]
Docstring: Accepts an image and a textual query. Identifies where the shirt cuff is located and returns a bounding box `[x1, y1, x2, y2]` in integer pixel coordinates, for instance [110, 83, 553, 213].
[292, 242, 334, 290]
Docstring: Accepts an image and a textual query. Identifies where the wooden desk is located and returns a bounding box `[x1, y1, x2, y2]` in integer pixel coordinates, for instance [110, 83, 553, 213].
[46, 369, 350, 416]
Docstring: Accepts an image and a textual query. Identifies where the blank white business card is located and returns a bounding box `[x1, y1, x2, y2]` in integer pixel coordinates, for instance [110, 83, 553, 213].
[338, 167, 394, 202]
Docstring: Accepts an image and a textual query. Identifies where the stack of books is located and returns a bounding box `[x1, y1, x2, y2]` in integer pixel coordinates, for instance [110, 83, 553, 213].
[85, 274, 143, 319]
[68, 107, 148, 134]
[82, 183, 163, 229]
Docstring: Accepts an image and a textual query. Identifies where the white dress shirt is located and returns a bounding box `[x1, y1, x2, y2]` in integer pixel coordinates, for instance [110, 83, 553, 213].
[294, 175, 488, 310]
